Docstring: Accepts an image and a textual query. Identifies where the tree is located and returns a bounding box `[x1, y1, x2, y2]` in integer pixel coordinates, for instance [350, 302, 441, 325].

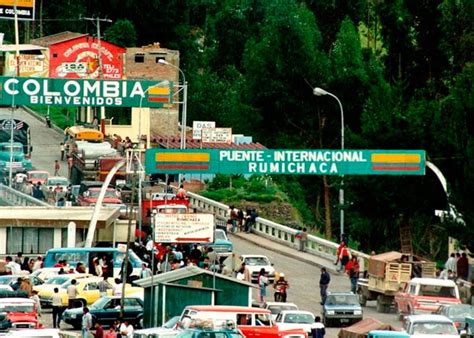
[104, 19, 137, 47]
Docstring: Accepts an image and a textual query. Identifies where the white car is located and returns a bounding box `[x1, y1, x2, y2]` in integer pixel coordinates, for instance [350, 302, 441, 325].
[404, 314, 460, 337]
[5, 329, 60, 337]
[275, 310, 315, 334]
[44, 176, 69, 191]
[240, 254, 275, 283]
[30, 267, 62, 282]
[264, 302, 299, 321]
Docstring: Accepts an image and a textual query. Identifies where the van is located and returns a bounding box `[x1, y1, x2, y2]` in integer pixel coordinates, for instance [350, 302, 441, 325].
[43, 247, 144, 278]
[179, 305, 307, 338]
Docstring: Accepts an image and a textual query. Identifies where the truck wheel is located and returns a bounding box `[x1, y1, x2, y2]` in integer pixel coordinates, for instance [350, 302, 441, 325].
[376, 296, 387, 313]
[358, 291, 367, 307]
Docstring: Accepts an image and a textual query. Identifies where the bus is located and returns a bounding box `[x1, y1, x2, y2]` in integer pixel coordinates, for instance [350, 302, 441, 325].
[66, 125, 104, 142]
[43, 247, 143, 278]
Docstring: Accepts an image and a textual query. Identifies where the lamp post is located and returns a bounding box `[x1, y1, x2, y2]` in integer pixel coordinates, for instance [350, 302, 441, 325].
[158, 59, 188, 183]
[313, 87, 345, 240]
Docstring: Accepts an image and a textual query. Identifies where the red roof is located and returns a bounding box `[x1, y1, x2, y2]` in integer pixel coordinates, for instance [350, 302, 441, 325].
[151, 135, 266, 150]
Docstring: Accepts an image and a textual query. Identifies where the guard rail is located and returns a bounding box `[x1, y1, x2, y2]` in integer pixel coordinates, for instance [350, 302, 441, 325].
[0, 184, 50, 207]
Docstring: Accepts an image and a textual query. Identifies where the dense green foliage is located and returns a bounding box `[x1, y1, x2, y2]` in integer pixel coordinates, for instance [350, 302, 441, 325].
[5, 0, 473, 257]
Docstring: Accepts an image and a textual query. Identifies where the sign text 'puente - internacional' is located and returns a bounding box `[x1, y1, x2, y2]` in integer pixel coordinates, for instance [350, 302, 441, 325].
[0, 76, 173, 108]
[145, 149, 426, 175]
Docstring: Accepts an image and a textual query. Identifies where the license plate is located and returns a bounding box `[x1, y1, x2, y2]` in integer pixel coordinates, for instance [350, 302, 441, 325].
[340, 319, 350, 323]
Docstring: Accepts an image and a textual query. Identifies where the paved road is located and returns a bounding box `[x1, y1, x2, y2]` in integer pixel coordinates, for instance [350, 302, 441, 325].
[229, 234, 402, 337]
[7, 106, 403, 337]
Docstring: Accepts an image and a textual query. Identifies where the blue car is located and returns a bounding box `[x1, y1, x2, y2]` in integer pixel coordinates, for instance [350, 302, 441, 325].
[322, 292, 363, 327]
[204, 229, 233, 258]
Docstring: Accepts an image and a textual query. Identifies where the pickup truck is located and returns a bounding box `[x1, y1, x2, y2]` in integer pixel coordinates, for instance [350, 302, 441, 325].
[0, 298, 41, 330]
[0, 142, 32, 174]
[394, 277, 461, 318]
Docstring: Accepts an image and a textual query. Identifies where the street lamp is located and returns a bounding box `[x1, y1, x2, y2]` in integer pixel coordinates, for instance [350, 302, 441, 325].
[313, 87, 345, 241]
[158, 59, 188, 183]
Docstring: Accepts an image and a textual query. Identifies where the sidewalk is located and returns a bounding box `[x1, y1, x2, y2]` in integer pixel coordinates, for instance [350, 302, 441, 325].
[231, 231, 340, 274]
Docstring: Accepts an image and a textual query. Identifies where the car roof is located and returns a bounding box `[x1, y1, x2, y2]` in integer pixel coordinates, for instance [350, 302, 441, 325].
[241, 255, 270, 258]
[279, 310, 314, 315]
[186, 305, 271, 314]
[407, 314, 454, 323]
[46, 247, 120, 253]
[409, 278, 457, 286]
[28, 170, 49, 174]
[266, 302, 298, 307]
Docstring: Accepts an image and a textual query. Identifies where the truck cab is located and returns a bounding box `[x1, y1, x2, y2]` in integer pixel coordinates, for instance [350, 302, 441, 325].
[0, 142, 32, 174]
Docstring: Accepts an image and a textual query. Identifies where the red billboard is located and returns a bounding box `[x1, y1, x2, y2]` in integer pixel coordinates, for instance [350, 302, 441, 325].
[49, 36, 125, 79]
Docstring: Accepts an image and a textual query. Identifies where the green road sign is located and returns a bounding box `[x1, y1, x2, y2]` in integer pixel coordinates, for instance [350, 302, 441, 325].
[145, 149, 426, 175]
[0, 76, 173, 108]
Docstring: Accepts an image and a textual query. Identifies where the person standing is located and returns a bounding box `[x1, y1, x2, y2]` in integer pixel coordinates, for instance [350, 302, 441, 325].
[104, 326, 117, 338]
[54, 160, 61, 176]
[82, 307, 93, 338]
[299, 228, 308, 252]
[346, 257, 360, 294]
[140, 263, 152, 279]
[67, 279, 78, 308]
[339, 242, 351, 272]
[445, 253, 457, 274]
[60, 143, 65, 161]
[258, 268, 268, 303]
[319, 267, 330, 305]
[120, 320, 134, 338]
[51, 287, 63, 328]
[310, 316, 326, 338]
[93, 322, 104, 338]
[457, 253, 469, 280]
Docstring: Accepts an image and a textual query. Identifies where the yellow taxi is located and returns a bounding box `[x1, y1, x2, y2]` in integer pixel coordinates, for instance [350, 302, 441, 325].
[34, 273, 92, 306]
[50, 277, 142, 307]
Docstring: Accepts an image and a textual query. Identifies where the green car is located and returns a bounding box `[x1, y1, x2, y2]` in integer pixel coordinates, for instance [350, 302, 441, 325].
[62, 296, 143, 329]
[176, 329, 244, 338]
[367, 331, 409, 338]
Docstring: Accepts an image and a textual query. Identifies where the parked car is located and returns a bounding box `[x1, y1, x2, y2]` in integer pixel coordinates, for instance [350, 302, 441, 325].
[27, 170, 49, 185]
[203, 229, 233, 258]
[0, 275, 43, 288]
[0, 298, 41, 330]
[367, 331, 409, 338]
[434, 304, 474, 332]
[133, 327, 178, 338]
[44, 176, 69, 191]
[275, 310, 315, 334]
[395, 278, 460, 317]
[240, 255, 275, 283]
[403, 314, 459, 337]
[30, 267, 63, 282]
[4, 328, 60, 337]
[322, 292, 363, 327]
[62, 295, 144, 329]
[176, 329, 245, 338]
[264, 302, 299, 321]
[76, 181, 126, 215]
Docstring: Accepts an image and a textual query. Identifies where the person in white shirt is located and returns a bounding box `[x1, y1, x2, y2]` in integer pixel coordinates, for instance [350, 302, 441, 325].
[140, 263, 152, 279]
[32, 256, 43, 272]
[120, 320, 134, 338]
[5, 256, 20, 274]
[444, 253, 457, 274]
[113, 278, 123, 296]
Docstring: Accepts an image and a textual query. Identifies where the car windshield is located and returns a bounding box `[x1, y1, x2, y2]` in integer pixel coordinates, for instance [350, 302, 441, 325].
[283, 313, 314, 324]
[412, 322, 457, 335]
[89, 190, 117, 198]
[244, 257, 270, 266]
[268, 305, 298, 314]
[48, 178, 68, 186]
[163, 316, 180, 329]
[0, 277, 14, 285]
[0, 304, 34, 313]
[215, 231, 227, 241]
[45, 276, 70, 285]
[325, 294, 359, 305]
[30, 172, 48, 179]
[448, 305, 474, 317]
[419, 284, 457, 298]
[91, 297, 109, 309]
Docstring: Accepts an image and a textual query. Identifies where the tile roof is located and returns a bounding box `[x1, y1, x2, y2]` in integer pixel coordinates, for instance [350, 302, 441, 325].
[151, 135, 266, 150]
[31, 31, 88, 47]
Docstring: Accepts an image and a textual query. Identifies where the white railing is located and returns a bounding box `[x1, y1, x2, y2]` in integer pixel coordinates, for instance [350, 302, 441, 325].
[0, 184, 50, 207]
[184, 189, 370, 266]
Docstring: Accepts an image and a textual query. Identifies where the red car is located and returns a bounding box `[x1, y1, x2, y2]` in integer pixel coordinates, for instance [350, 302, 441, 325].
[27, 170, 49, 185]
[0, 298, 42, 330]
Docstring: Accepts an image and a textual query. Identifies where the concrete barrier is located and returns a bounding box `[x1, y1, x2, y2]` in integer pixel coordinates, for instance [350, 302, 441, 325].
[0, 184, 50, 207]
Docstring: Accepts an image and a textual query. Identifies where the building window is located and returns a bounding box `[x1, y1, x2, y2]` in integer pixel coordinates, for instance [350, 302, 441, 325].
[53, 53, 58, 58]
[61, 228, 87, 248]
[7, 227, 54, 254]
[155, 56, 165, 63]
[135, 54, 144, 63]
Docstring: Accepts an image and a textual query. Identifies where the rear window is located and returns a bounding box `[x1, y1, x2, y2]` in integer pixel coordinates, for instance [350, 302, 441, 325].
[412, 322, 457, 335]
[419, 284, 457, 298]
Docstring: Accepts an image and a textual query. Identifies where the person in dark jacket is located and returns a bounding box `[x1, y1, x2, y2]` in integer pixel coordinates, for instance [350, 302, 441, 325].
[457, 253, 469, 280]
[311, 316, 326, 338]
[319, 267, 330, 305]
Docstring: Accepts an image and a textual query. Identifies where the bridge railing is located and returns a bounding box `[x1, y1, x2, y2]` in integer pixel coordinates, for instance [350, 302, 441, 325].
[183, 189, 370, 265]
[0, 184, 50, 207]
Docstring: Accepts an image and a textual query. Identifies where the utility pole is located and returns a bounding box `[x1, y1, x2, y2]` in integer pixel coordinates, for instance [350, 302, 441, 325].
[81, 16, 112, 134]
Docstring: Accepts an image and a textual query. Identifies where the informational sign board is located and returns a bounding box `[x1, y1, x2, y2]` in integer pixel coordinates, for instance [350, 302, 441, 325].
[4, 53, 48, 78]
[0, 0, 35, 20]
[145, 149, 426, 176]
[192, 121, 215, 140]
[201, 128, 232, 144]
[154, 213, 215, 243]
[0, 77, 173, 108]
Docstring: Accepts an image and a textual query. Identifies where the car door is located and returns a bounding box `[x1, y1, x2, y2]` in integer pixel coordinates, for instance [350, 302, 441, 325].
[123, 298, 144, 325]
[82, 282, 100, 305]
[98, 299, 121, 326]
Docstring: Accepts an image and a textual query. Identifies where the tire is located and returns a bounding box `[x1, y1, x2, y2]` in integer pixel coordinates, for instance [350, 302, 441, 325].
[358, 291, 367, 307]
[376, 296, 386, 313]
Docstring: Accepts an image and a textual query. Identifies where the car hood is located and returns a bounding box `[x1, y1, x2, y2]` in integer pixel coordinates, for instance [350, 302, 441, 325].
[63, 307, 85, 317]
[7, 312, 37, 323]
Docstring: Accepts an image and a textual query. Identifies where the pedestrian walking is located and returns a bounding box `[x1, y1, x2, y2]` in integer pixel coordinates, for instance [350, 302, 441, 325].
[67, 279, 78, 308]
[51, 287, 63, 328]
[30, 290, 41, 317]
[93, 322, 104, 338]
[82, 307, 93, 338]
[310, 316, 326, 338]
[258, 268, 268, 303]
[457, 253, 469, 280]
[299, 228, 308, 252]
[339, 242, 351, 272]
[319, 267, 330, 305]
[60, 143, 65, 161]
[345, 256, 360, 294]
[54, 160, 61, 176]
